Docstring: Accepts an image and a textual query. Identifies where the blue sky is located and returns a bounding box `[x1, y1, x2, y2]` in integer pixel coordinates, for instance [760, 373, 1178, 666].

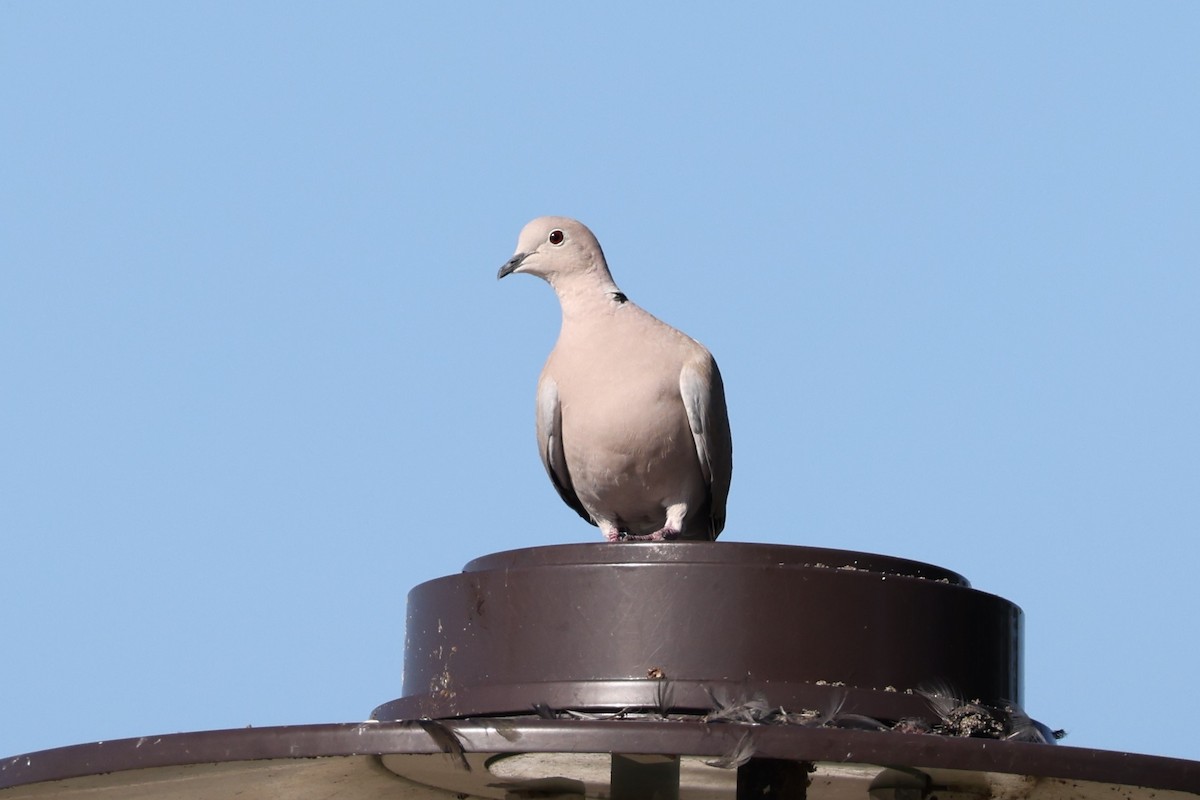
[2, 3, 1198, 764]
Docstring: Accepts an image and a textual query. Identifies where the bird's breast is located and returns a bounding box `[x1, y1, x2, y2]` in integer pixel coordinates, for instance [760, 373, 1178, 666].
[557, 376, 699, 496]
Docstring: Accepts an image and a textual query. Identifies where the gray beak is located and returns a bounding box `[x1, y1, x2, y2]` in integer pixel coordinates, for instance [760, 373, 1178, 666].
[497, 252, 527, 280]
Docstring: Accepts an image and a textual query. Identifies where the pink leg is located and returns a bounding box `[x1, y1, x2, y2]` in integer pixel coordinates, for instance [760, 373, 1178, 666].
[652, 503, 687, 540]
[621, 529, 678, 542]
[621, 504, 687, 542]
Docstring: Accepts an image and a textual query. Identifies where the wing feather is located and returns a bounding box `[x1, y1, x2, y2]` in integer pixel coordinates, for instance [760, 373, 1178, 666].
[680, 355, 733, 538]
[535, 375, 593, 525]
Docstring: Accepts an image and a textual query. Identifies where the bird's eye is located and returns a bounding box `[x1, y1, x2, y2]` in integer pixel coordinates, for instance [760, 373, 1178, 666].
[548, 229, 565, 245]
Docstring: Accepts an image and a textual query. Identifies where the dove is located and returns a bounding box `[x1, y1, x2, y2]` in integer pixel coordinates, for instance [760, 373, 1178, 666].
[498, 217, 732, 542]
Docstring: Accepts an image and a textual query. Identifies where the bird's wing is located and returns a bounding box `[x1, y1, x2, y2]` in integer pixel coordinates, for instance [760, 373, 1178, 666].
[535, 374, 593, 525]
[680, 355, 733, 537]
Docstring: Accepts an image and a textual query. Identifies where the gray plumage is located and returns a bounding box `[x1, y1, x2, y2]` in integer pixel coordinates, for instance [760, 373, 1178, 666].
[498, 217, 732, 542]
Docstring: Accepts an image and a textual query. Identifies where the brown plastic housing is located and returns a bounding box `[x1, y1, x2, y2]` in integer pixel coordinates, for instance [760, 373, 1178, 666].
[373, 542, 1021, 724]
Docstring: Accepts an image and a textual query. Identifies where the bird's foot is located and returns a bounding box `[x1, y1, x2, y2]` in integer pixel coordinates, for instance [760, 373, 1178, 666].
[618, 527, 680, 542]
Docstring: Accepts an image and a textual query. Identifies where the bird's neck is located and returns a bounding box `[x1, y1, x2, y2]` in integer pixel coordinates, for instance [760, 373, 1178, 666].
[552, 275, 628, 324]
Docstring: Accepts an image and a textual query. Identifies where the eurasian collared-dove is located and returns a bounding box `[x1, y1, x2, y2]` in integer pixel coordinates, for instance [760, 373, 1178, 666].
[498, 217, 732, 542]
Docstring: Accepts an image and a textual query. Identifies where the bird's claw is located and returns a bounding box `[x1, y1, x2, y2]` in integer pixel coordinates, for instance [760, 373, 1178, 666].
[615, 528, 680, 543]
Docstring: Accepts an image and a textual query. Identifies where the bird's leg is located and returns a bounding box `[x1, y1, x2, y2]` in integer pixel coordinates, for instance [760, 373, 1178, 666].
[638, 503, 687, 542]
[599, 519, 623, 543]
[607, 505, 689, 542]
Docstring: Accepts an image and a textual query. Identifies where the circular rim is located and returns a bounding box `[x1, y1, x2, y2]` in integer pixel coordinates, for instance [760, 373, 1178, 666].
[462, 542, 970, 585]
[2, 719, 1196, 794]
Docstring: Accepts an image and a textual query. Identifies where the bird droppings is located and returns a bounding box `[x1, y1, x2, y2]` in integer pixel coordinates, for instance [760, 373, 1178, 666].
[801, 561, 957, 583]
[917, 681, 1066, 743]
[480, 681, 1064, 746]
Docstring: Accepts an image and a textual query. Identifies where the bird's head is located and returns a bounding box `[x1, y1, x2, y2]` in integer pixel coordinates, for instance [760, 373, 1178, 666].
[497, 217, 613, 287]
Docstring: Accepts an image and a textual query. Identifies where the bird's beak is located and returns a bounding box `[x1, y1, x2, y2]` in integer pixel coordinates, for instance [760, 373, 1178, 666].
[497, 252, 528, 280]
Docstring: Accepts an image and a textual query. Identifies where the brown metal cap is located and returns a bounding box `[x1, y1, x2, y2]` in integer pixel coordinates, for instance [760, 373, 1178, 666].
[373, 542, 1021, 725]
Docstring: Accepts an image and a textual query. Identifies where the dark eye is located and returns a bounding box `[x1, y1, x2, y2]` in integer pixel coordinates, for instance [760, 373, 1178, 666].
[548, 229, 565, 245]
